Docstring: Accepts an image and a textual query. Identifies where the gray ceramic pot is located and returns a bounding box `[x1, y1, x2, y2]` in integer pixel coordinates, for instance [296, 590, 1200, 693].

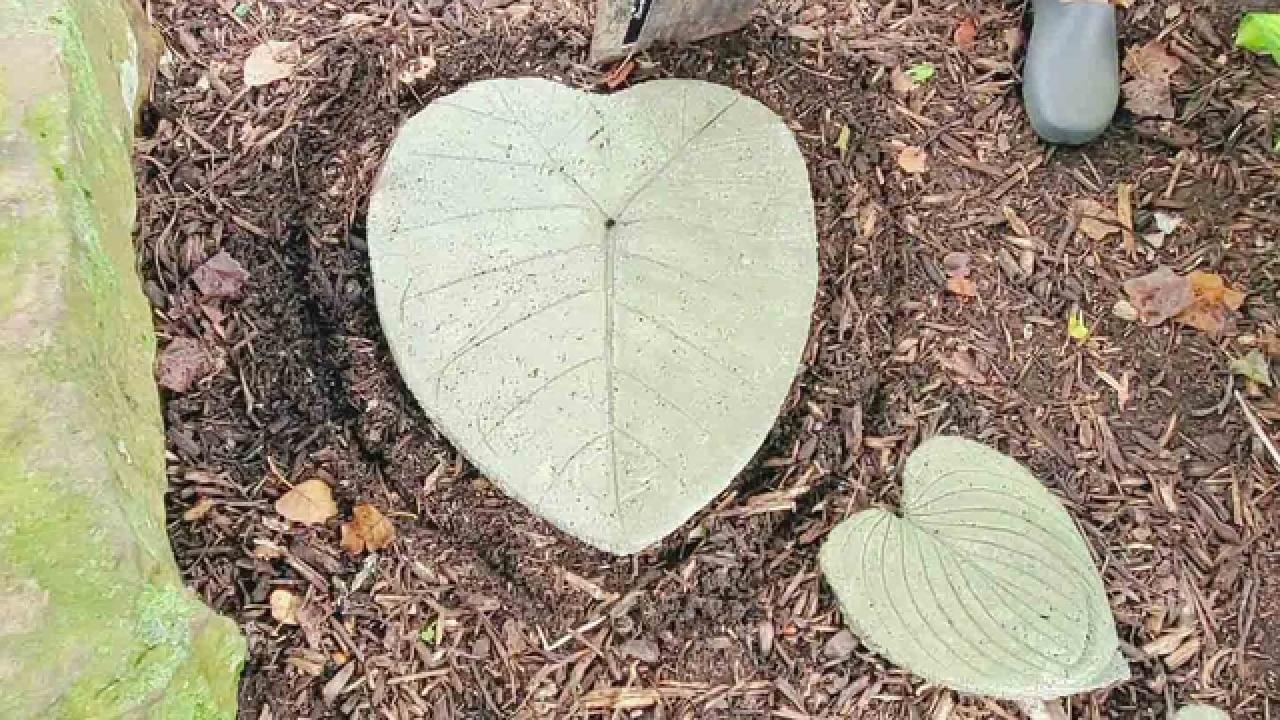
[1023, 0, 1120, 145]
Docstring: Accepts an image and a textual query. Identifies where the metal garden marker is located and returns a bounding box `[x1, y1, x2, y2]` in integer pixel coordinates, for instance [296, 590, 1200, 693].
[590, 0, 761, 63]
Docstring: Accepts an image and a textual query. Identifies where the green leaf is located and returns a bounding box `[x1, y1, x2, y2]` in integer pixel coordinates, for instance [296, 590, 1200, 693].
[1230, 349, 1273, 387]
[1067, 309, 1090, 342]
[419, 618, 439, 645]
[835, 124, 851, 160]
[233, 2, 251, 19]
[1236, 13, 1280, 64]
[819, 437, 1129, 701]
[905, 62, 936, 83]
[368, 79, 818, 555]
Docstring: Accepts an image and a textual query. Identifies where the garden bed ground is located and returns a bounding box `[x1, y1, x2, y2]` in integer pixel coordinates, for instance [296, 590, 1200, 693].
[136, 0, 1278, 717]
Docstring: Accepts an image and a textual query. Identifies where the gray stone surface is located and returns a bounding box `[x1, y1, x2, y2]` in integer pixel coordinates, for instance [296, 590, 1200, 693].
[368, 78, 817, 555]
[590, 0, 760, 63]
[1023, 0, 1120, 145]
[819, 437, 1128, 701]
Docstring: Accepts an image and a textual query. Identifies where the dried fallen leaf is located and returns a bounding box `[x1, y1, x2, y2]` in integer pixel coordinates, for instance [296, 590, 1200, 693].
[398, 56, 437, 84]
[897, 145, 929, 174]
[890, 67, 915, 97]
[1002, 206, 1031, 237]
[1116, 183, 1136, 253]
[1074, 198, 1122, 241]
[1261, 331, 1280, 358]
[339, 12, 374, 27]
[275, 478, 338, 525]
[243, 40, 300, 88]
[269, 589, 300, 625]
[1121, 41, 1181, 118]
[157, 337, 214, 393]
[1230, 349, 1273, 387]
[1112, 299, 1140, 322]
[1123, 266, 1194, 326]
[322, 661, 356, 704]
[339, 503, 395, 554]
[1176, 271, 1245, 338]
[953, 16, 979, 48]
[191, 250, 249, 298]
[788, 25, 823, 41]
[946, 275, 979, 297]
[602, 59, 636, 90]
[183, 496, 215, 521]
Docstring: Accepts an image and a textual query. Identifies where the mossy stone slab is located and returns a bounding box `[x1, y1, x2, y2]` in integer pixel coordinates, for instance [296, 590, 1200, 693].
[0, 1, 244, 717]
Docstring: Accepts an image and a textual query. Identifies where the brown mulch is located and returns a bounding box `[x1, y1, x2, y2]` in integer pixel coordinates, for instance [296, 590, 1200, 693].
[136, 0, 1279, 718]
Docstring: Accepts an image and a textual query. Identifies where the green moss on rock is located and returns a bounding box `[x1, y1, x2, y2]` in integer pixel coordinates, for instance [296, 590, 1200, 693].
[0, 1, 245, 718]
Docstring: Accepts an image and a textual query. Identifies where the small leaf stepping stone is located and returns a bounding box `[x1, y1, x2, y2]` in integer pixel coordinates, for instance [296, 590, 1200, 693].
[819, 436, 1130, 700]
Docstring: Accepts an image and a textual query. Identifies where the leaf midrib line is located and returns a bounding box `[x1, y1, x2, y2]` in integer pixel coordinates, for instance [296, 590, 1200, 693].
[469, 84, 746, 532]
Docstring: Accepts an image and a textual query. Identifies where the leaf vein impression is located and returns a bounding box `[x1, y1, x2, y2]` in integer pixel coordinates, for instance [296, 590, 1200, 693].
[406, 243, 597, 305]
[433, 288, 594, 400]
[616, 300, 745, 380]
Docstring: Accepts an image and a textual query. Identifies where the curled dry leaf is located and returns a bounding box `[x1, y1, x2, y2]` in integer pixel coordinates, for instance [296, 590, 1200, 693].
[788, 25, 823, 41]
[398, 56, 437, 85]
[1176, 271, 1245, 338]
[182, 496, 215, 522]
[1121, 41, 1181, 118]
[1123, 266, 1194, 326]
[946, 275, 978, 297]
[244, 40, 300, 88]
[897, 145, 929, 174]
[1073, 198, 1122, 241]
[953, 16, 978, 48]
[890, 67, 916, 97]
[191, 250, 249, 298]
[269, 589, 300, 625]
[339, 503, 396, 554]
[601, 59, 636, 90]
[275, 478, 338, 525]
[156, 337, 215, 393]
[942, 251, 978, 297]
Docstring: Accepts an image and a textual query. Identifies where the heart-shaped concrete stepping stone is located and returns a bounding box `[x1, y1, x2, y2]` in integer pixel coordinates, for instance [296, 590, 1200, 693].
[819, 436, 1129, 700]
[368, 78, 817, 555]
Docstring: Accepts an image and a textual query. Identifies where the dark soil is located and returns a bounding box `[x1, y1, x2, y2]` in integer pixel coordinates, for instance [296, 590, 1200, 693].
[138, 0, 1278, 717]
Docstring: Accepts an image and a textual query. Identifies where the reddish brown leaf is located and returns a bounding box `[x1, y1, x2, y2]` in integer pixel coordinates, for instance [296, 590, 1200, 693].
[1175, 271, 1245, 338]
[953, 16, 978, 48]
[602, 59, 636, 90]
[1121, 41, 1181, 118]
[191, 250, 249, 298]
[340, 503, 396, 555]
[1123, 266, 1193, 326]
[156, 337, 214, 393]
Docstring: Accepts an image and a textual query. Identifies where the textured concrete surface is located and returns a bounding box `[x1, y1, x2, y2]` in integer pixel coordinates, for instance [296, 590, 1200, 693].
[820, 436, 1129, 701]
[369, 78, 817, 555]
